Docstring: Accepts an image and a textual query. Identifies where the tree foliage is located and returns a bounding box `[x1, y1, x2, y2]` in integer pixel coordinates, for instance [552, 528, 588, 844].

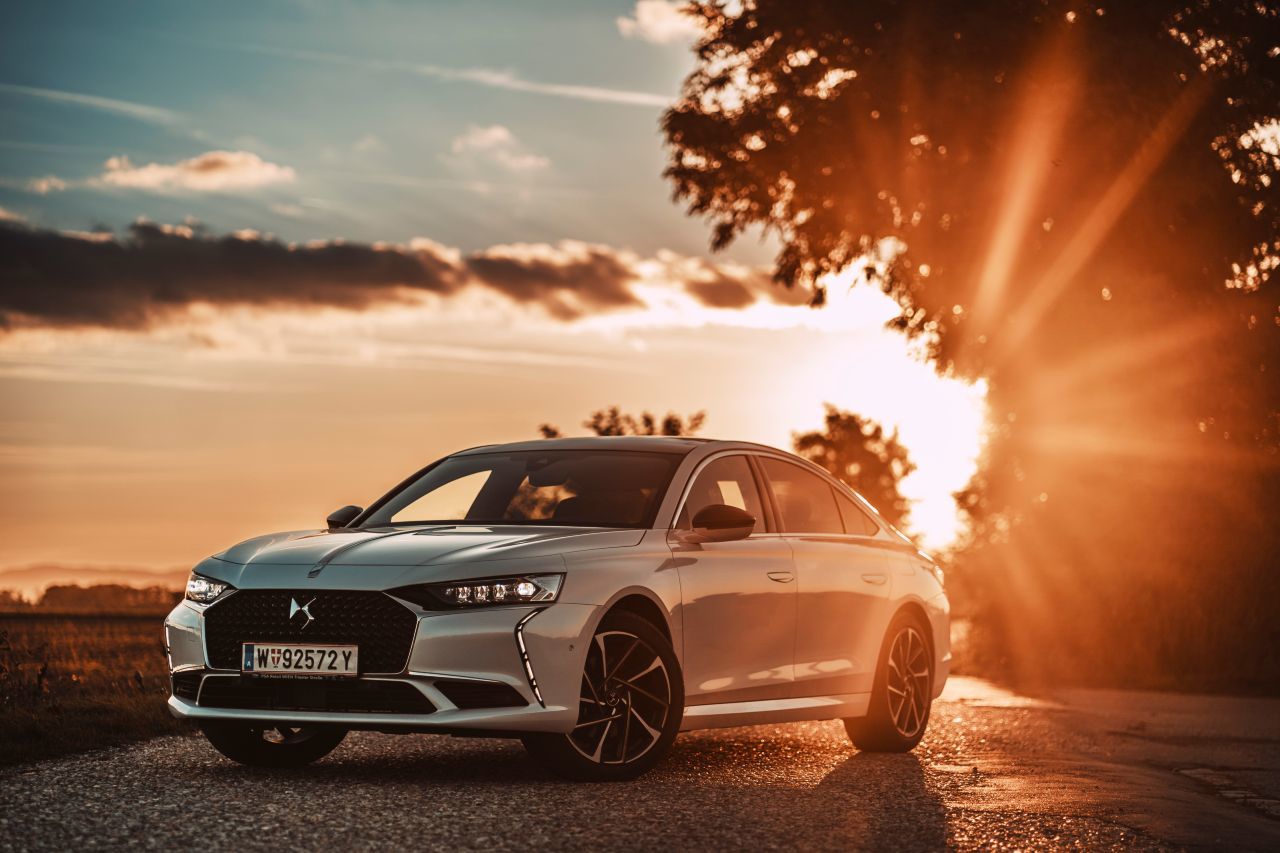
[667, 1, 1276, 326]
[793, 406, 915, 530]
[539, 406, 707, 438]
[665, 0, 1280, 689]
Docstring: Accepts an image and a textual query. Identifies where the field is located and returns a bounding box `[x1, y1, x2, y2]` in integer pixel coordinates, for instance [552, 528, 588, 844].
[0, 614, 191, 765]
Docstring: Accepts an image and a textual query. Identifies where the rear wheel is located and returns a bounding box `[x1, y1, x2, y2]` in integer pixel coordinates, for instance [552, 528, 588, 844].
[200, 723, 347, 767]
[843, 611, 934, 752]
[522, 610, 683, 781]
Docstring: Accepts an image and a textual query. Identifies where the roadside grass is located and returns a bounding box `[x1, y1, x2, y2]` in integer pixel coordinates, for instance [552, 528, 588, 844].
[0, 614, 191, 766]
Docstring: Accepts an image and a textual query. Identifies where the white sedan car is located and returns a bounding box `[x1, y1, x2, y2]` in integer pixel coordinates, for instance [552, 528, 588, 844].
[165, 437, 950, 781]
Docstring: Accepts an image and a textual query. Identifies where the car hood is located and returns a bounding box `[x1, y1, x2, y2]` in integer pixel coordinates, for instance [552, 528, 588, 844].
[214, 525, 644, 569]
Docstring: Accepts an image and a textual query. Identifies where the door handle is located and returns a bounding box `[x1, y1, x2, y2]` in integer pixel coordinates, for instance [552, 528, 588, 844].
[860, 572, 888, 585]
[767, 571, 795, 583]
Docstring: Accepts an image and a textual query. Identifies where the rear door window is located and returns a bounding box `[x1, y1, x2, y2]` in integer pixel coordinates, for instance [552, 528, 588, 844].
[758, 458, 843, 534]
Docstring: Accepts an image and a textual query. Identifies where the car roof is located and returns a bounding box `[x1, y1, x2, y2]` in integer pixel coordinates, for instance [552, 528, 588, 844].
[453, 436, 777, 456]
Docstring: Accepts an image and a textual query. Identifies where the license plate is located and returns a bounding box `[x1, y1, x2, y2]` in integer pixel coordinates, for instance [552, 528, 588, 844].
[241, 643, 358, 676]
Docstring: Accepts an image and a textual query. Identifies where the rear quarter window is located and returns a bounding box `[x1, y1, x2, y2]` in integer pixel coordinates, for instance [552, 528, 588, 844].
[835, 490, 881, 536]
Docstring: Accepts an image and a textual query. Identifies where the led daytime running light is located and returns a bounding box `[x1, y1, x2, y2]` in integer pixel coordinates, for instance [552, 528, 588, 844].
[440, 574, 562, 607]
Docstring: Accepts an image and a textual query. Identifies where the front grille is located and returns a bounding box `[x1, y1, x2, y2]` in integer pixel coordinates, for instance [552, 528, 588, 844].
[172, 671, 202, 701]
[435, 679, 528, 710]
[203, 590, 417, 673]
[199, 676, 435, 714]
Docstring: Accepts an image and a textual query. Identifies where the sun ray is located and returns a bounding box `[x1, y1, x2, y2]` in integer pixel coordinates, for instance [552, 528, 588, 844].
[971, 34, 1083, 328]
[995, 77, 1213, 361]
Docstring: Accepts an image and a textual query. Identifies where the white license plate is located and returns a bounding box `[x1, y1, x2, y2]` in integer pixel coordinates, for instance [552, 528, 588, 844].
[241, 643, 358, 676]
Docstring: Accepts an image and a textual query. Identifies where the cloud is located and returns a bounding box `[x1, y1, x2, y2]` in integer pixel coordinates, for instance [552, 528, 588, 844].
[448, 125, 549, 172]
[0, 220, 803, 332]
[24, 151, 296, 195]
[352, 134, 385, 154]
[96, 151, 296, 191]
[468, 241, 642, 319]
[0, 82, 181, 125]
[0, 220, 459, 331]
[269, 203, 306, 218]
[223, 43, 671, 108]
[0, 206, 23, 222]
[423, 65, 669, 108]
[617, 1, 704, 44]
[27, 176, 68, 195]
[652, 250, 810, 309]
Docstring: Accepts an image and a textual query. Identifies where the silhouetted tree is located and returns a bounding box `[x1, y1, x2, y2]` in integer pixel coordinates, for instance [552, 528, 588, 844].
[665, 1, 1279, 689]
[0, 590, 32, 612]
[539, 406, 707, 438]
[793, 406, 915, 530]
[36, 584, 179, 614]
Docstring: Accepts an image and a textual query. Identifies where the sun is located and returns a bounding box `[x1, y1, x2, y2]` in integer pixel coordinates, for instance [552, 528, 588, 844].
[797, 281, 989, 550]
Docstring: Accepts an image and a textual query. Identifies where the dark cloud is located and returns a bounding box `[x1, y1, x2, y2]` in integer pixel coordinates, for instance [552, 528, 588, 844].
[466, 241, 644, 320]
[684, 274, 756, 309]
[0, 220, 460, 330]
[673, 255, 813, 309]
[0, 219, 802, 332]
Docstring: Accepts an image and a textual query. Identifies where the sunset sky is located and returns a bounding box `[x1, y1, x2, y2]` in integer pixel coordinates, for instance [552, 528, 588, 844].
[0, 0, 986, 574]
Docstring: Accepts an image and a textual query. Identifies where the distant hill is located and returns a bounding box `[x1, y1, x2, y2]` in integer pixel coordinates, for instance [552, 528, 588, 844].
[0, 564, 188, 599]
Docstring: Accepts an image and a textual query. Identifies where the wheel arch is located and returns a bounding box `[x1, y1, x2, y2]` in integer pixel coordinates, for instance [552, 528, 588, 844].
[892, 598, 935, 661]
[599, 590, 673, 643]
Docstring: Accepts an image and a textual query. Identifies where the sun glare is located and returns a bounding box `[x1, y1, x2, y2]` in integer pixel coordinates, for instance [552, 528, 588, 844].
[781, 278, 989, 550]
[587, 265, 990, 549]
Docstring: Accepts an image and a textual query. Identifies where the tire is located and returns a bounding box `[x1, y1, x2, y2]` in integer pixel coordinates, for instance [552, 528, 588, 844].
[200, 723, 347, 767]
[522, 610, 683, 782]
[843, 610, 934, 752]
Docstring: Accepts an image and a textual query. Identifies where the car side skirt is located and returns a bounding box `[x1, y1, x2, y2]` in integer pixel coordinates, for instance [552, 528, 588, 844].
[678, 692, 871, 731]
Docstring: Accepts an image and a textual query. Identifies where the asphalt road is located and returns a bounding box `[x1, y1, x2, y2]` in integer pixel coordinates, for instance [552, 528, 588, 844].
[3, 678, 1278, 851]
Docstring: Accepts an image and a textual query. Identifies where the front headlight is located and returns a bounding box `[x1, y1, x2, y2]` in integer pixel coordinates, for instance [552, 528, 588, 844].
[185, 571, 233, 604]
[392, 573, 563, 609]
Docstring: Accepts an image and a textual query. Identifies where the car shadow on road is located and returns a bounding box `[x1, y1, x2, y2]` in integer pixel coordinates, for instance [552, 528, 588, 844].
[189, 729, 946, 848]
[196, 735, 544, 785]
[808, 752, 947, 848]
[185, 732, 947, 845]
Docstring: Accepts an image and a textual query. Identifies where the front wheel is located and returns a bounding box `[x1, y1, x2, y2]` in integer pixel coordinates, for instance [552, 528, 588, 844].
[522, 610, 683, 781]
[843, 612, 934, 752]
[200, 723, 347, 767]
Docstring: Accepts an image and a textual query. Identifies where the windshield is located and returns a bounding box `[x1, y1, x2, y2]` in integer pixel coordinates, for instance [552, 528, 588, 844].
[361, 450, 679, 529]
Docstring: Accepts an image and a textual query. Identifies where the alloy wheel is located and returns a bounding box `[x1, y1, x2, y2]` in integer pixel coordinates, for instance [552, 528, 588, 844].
[567, 629, 672, 765]
[885, 625, 931, 740]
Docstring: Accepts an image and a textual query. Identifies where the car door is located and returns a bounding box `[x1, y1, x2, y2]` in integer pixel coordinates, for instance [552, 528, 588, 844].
[671, 453, 797, 706]
[756, 457, 893, 699]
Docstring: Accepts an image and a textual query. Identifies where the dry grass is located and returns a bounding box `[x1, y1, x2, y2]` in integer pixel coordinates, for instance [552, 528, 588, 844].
[0, 614, 192, 765]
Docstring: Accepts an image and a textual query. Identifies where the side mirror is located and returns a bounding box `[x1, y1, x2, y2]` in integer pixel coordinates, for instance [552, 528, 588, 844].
[686, 504, 755, 544]
[326, 505, 363, 529]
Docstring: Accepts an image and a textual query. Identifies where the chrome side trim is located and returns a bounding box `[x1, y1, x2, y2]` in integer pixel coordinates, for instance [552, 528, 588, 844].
[679, 691, 872, 731]
[683, 694, 857, 716]
[514, 609, 545, 707]
[407, 670, 496, 681]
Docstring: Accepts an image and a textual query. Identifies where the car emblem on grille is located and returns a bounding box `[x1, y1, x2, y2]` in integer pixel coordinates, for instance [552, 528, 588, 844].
[289, 596, 316, 630]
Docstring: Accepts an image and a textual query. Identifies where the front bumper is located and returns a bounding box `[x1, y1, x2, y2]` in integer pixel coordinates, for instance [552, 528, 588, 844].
[164, 597, 598, 734]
